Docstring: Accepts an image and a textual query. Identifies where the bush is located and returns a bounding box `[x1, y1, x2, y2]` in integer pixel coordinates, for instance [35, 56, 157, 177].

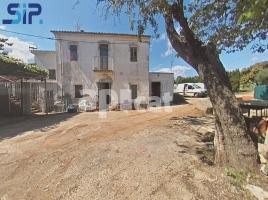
[255, 68, 268, 85]
[228, 69, 240, 92]
[175, 76, 203, 84]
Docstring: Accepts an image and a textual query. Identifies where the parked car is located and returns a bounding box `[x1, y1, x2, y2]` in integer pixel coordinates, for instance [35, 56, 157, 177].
[174, 83, 207, 97]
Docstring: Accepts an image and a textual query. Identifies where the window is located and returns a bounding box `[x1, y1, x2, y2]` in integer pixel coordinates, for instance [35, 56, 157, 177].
[48, 69, 56, 80]
[130, 47, 137, 62]
[193, 84, 201, 89]
[99, 44, 109, 70]
[70, 45, 78, 61]
[75, 85, 83, 98]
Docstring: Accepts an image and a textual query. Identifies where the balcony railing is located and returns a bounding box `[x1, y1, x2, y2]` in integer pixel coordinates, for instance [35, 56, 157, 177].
[92, 56, 114, 72]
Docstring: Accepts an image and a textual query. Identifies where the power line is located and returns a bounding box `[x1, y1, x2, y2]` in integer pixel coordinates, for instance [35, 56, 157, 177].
[0, 29, 55, 40]
[0, 28, 149, 45]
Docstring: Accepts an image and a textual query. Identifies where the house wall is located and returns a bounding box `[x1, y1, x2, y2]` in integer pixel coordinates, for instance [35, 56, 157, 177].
[33, 51, 57, 71]
[31, 51, 58, 108]
[54, 32, 150, 106]
[149, 72, 174, 104]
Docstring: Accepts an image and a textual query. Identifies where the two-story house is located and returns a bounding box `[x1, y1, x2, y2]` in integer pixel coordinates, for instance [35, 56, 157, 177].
[32, 30, 174, 110]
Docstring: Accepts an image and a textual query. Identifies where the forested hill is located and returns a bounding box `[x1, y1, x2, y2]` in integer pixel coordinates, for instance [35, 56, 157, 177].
[239, 61, 268, 85]
[175, 61, 268, 92]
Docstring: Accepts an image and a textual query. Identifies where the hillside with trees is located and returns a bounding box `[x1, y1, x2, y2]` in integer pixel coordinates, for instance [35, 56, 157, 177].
[240, 61, 268, 91]
[175, 76, 203, 84]
[175, 61, 268, 92]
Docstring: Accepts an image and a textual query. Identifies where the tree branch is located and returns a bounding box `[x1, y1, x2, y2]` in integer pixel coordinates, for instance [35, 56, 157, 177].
[171, 0, 202, 48]
[163, 12, 198, 68]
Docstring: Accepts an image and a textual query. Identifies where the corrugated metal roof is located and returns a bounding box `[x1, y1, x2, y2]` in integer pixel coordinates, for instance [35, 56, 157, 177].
[31, 50, 56, 54]
[149, 72, 174, 74]
[51, 30, 151, 38]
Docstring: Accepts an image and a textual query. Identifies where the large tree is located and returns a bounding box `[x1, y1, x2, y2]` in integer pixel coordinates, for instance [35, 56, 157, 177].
[189, 0, 268, 53]
[97, 0, 265, 171]
[0, 38, 12, 55]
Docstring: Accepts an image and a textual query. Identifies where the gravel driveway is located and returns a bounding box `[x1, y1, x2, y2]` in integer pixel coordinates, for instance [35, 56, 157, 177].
[0, 101, 255, 199]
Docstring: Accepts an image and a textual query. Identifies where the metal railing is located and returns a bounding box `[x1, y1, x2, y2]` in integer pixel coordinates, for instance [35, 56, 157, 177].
[92, 56, 114, 71]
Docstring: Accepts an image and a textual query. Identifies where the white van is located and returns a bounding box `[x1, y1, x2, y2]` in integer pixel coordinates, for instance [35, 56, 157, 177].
[174, 83, 207, 97]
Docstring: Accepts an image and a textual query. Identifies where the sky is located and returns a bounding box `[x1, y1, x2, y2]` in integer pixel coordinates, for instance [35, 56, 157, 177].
[0, 0, 267, 77]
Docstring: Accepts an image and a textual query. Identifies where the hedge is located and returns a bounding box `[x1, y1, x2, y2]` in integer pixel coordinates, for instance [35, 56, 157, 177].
[0, 55, 48, 79]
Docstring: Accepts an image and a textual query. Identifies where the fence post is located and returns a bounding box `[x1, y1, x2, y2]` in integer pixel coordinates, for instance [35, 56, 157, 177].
[44, 78, 48, 115]
[20, 79, 23, 115]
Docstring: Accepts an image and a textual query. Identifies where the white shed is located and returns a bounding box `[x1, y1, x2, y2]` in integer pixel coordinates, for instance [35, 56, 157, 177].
[149, 72, 174, 104]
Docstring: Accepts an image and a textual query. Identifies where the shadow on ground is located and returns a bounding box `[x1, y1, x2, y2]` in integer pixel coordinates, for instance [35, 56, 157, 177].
[170, 115, 215, 166]
[0, 113, 78, 141]
[172, 93, 189, 105]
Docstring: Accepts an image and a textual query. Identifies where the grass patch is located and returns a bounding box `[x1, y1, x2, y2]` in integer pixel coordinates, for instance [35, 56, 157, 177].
[225, 167, 248, 190]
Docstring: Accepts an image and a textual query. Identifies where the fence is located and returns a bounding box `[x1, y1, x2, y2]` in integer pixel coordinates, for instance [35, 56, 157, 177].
[255, 85, 268, 100]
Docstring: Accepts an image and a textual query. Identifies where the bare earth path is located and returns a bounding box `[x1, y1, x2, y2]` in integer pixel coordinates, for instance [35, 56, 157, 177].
[0, 102, 255, 200]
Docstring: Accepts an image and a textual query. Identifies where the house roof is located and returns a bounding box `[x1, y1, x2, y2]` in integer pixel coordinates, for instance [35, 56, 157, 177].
[51, 30, 151, 39]
[149, 72, 174, 75]
[31, 50, 56, 54]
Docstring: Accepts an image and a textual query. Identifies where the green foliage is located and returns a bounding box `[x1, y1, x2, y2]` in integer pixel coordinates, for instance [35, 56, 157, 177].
[0, 38, 12, 55]
[255, 68, 268, 85]
[189, 0, 268, 53]
[228, 69, 240, 92]
[225, 167, 248, 190]
[175, 76, 203, 84]
[0, 55, 48, 79]
[240, 61, 268, 85]
[237, 0, 268, 24]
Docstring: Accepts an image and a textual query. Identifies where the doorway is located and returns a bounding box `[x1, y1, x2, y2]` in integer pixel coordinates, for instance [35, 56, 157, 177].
[151, 82, 161, 106]
[98, 82, 111, 110]
[151, 82, 161, 97]
[130, 84, 138, 109]
[130, 84, 138, 100]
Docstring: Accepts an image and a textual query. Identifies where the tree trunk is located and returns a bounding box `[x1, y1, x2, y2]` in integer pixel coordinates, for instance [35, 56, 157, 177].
[163, 5, 258, 171]
[195, 45, 258, 171]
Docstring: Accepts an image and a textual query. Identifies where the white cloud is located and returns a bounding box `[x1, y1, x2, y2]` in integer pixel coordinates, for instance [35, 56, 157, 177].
[155, 65, 192, 77]
[161, 39, 176, 57]
[0, 34, 36, 63]
[0, 25, 6, 30]
[161, 27, 182, 57]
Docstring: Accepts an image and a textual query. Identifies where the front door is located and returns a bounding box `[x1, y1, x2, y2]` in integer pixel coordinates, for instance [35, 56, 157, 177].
[130, 84, 138, 109]
[130, 84, 138, 100]
[98, 82, 111, 110]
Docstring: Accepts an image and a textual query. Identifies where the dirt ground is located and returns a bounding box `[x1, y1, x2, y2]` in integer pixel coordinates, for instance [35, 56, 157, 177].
[0, 98, 261, 200]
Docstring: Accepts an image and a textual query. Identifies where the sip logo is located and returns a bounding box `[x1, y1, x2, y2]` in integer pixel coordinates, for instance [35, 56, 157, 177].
[2, 3, 43, 24]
